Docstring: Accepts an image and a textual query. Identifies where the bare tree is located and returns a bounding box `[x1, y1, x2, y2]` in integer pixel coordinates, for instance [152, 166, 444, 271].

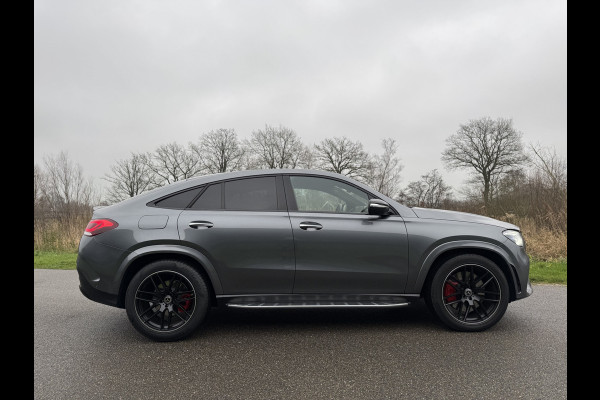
[364, 138, 403, 198]
[314, 136, 370, 179]
[104, 153, 156, 204]
[143, 142, 203, 185]
[245, 124, 304, 169]
[298, 144, 317, 169]
[42, 151, 96, 214]
[441, 117, 528, 209]
[34, 154, 101, 251]
[34, 164, 46, 207]
[526, 143, 567, 230]
[494, 169, 527, 198]
[34, 163, 52, 221]
[194, 128, 246, 174]
[528, 143, 567, 193]
[398, 169, 452, 208]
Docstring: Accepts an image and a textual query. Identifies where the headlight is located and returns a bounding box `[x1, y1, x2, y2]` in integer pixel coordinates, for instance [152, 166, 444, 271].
[503, 230, 524, 247]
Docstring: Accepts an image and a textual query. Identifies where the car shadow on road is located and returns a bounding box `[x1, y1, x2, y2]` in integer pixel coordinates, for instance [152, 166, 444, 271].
[101, 298, 523, 343]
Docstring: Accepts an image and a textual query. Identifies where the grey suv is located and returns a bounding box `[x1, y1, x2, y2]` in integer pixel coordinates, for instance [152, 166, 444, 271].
[77, 169, 532, 341]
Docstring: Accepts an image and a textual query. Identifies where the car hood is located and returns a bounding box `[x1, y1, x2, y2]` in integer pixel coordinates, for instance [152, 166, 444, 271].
[411, 207, 519, 230]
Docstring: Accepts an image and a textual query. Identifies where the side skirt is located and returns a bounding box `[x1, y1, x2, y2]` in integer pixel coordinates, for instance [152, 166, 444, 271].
[216, 293, 420, 309]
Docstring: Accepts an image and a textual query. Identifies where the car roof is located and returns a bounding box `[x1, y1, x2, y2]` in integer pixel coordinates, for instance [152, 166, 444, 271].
[100, 169, 417, 218]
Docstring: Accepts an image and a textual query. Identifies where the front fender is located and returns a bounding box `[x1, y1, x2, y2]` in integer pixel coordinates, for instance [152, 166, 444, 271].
[409, 240, 515, 294]
[115, 244, 224, 295]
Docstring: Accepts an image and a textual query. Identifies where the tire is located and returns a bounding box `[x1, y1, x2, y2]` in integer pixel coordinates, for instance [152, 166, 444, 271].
[428, 254, 509, 332]
[125, 259, 210, 341]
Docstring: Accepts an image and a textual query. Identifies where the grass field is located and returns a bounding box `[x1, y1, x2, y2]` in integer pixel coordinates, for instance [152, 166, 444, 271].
[34, 251, 78, 270]
[529, 258, 567, 284]
[33, 250, 567, 285]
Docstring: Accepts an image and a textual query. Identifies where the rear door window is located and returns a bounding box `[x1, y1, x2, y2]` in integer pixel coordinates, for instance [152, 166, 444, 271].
[190, 183, 222, 210]
[224, 177, 277, 211]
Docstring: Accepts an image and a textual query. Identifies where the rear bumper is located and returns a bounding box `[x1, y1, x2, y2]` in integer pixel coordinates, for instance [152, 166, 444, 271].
[76, 235, 128, 308]
[78, 269, 120, 307]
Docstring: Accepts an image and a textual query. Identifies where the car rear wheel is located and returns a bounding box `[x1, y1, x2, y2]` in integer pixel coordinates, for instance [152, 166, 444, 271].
[428, 254, 509, 332]
[125, 260, 209, 341]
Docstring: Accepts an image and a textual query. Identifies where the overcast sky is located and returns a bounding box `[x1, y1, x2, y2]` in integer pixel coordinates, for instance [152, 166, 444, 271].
[34, 0, 566, 196]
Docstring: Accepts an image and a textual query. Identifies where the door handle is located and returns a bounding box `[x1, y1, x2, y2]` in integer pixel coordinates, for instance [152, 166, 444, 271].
[189, 221, 214, 229]
[299, 221, 322, 230]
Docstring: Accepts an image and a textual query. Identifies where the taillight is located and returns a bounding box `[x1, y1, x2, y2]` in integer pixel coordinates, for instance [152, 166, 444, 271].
[84, 218, 119, 236]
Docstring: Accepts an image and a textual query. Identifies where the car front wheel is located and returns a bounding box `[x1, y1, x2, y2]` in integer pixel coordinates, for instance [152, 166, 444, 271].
[428, 254, 509, 332]
[125, 260, 210, 341]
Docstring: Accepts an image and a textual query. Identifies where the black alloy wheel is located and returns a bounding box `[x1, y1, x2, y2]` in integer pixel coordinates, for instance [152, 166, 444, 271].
[125, 260, 209, 341]
[134, 270, 196, 331]
[428, 254, 509, 332]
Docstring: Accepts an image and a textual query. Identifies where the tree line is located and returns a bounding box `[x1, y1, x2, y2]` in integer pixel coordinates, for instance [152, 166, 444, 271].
[97, 124, 406, 204]
[34, 117, 566, 234]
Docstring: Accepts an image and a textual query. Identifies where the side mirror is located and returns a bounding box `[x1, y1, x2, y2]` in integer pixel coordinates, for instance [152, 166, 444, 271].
[368, 199, 390, 216]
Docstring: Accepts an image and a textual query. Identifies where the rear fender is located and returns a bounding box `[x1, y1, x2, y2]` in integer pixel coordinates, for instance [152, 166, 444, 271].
[115, 244, 223, 295]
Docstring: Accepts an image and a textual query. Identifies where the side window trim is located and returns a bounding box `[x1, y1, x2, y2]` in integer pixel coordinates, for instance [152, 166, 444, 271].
[221, 181, 225, 209]
[282, 175, 298, 211]
[275, 175, 287, 211]
[151, 175, 364, 212]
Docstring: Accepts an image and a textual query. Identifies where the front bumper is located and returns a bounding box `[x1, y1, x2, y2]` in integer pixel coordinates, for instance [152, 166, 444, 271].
[513, 273, 533, 300]
[507, 238, 533, 301]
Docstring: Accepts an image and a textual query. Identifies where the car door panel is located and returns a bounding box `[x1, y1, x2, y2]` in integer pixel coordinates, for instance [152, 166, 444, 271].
[178, 210, 295, 294]
[290, 213, 408, 293]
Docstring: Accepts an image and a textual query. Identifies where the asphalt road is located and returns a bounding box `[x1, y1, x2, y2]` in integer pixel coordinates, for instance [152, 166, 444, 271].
[34, 269, 567, 399]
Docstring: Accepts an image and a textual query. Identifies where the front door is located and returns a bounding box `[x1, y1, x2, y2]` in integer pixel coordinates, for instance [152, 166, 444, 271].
[284, 175, 409, 294]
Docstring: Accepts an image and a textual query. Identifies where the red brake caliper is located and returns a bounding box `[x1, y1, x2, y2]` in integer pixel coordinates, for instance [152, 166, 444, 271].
[178, 293, 192, 312]
[444, 281, 458, 303]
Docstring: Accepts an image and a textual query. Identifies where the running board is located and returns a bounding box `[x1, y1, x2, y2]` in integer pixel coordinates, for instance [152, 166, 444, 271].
[226, 301, 409, 309]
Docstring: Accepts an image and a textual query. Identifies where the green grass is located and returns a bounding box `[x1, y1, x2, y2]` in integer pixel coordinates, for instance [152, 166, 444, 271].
[33, 250, 567, 285]
[529, 258, 567, 285]
[34, 250, 77, 270]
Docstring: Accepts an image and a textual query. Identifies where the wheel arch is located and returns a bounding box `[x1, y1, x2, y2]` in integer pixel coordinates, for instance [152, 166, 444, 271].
[115, 245, 223, 308]
[415, 242, 519, 302]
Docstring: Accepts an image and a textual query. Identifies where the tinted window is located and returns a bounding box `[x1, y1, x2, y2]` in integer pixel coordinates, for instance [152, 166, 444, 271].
[190, 183, 222, 210]
[154, 187, 203, 209]
[289, 176, 369, 214]
[224, 177, 277, 211]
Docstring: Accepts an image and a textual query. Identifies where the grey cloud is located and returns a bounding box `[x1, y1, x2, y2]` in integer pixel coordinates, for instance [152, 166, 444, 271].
[34, 0, 566, 193]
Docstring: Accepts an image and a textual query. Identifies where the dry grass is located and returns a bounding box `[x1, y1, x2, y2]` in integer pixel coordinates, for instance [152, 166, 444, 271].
[448, 200, 567, 261]
[34, 214, 90, 252]
[500, 215, 567, 261]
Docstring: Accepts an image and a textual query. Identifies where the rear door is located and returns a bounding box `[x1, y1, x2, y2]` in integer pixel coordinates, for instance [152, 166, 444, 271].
[178, 175, 295, 294]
